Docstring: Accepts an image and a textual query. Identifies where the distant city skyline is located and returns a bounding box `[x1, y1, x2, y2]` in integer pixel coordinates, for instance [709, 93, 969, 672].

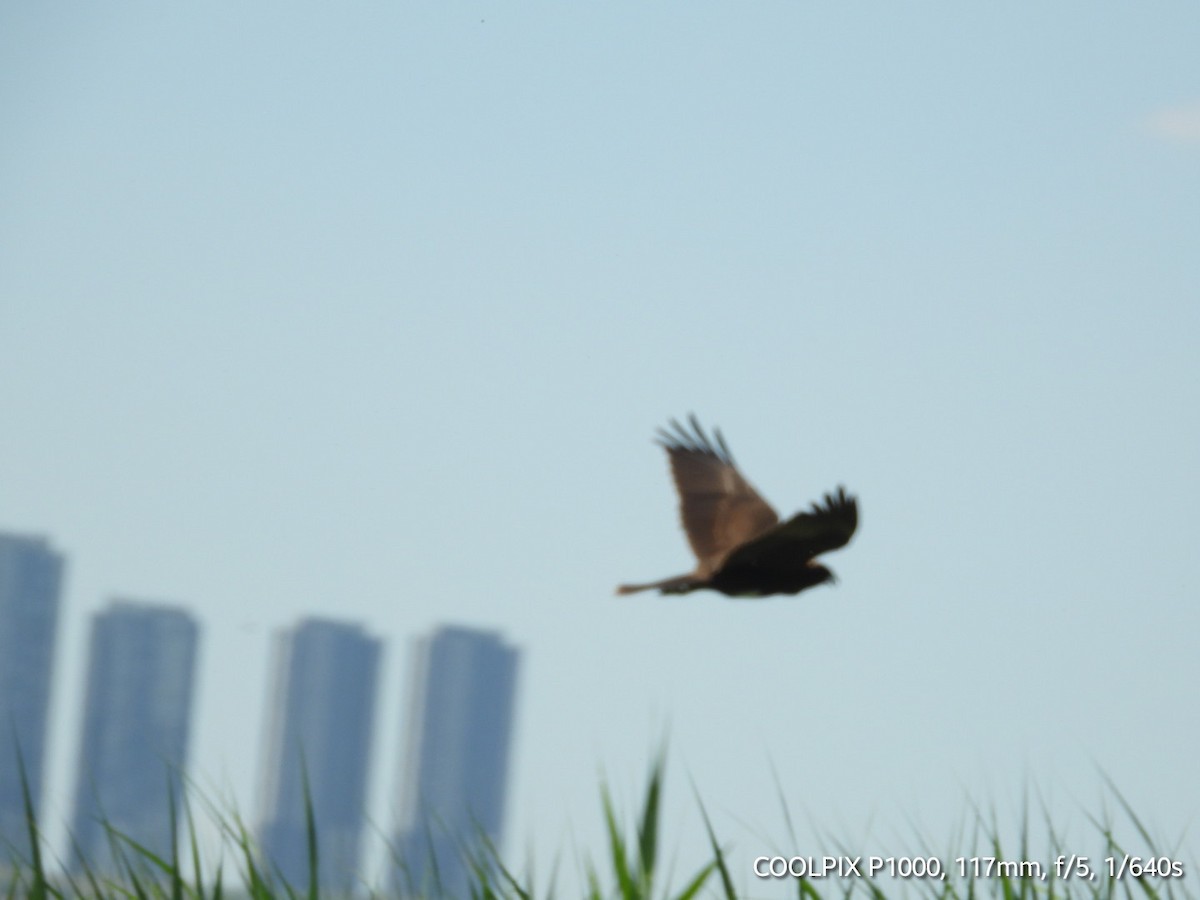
[68, 600, 200, 873]
[0, 526, 525, 891]
[393, 625, 520, 897]
[0, 532, 65, 866]
[256, 617, 383, 892]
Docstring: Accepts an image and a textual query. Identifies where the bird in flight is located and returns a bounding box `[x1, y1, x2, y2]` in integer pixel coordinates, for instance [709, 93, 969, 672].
[617, 415, 858, 598]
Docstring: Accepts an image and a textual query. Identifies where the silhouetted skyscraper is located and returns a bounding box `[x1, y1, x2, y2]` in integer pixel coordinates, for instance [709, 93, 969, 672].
[68, 600, 200, 873]
[0, 532, 65, 865]
[392, 625, 520, 897]
[257, 618, 382, 893]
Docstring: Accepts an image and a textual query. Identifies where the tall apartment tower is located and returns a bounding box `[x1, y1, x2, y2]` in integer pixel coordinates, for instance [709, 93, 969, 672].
[0, 533, 65, 865]
[68, 600, 200, 872]
[257, 618, 382, 892]
[392, 625, 520, 897]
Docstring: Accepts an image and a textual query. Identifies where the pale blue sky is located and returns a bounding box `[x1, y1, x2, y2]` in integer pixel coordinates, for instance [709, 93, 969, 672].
[2, 2, 1198, 893]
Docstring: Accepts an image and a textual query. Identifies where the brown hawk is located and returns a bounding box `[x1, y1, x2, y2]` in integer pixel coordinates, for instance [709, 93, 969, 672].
[617, 415, 858, 598]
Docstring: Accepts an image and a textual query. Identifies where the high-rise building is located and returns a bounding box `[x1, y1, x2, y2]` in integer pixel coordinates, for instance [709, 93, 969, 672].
[67, 600, 200, 873]
[392, 625, 520, 897]
[0, 532, 65, 865]
[257, 618, 382, 893]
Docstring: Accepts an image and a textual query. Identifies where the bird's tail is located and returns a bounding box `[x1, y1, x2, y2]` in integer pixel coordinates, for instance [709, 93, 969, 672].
[616, 574, 697, 596]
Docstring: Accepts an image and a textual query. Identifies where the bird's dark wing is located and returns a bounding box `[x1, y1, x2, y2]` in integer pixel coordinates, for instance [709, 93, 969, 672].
[718, 486, 857, 571]
[656, 415, 779, 570]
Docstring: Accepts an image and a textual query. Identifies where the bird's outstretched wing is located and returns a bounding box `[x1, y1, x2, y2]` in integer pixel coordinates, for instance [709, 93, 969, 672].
[719, 486, 857, 572]
[656, 415, 779, 570]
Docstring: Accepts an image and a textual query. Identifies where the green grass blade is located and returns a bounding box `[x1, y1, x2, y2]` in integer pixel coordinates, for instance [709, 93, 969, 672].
[695, 796, 736, 900]
[301, 763, 319, 900]
[670, 860, 716, 900]
[602, 782, 638, 900]
[185, 790, 206, 900]
[478, 829, 532, 900]
[14, 741, 48, 900]
[636, 755, 663, 894]
[167, 775, 185, 900]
